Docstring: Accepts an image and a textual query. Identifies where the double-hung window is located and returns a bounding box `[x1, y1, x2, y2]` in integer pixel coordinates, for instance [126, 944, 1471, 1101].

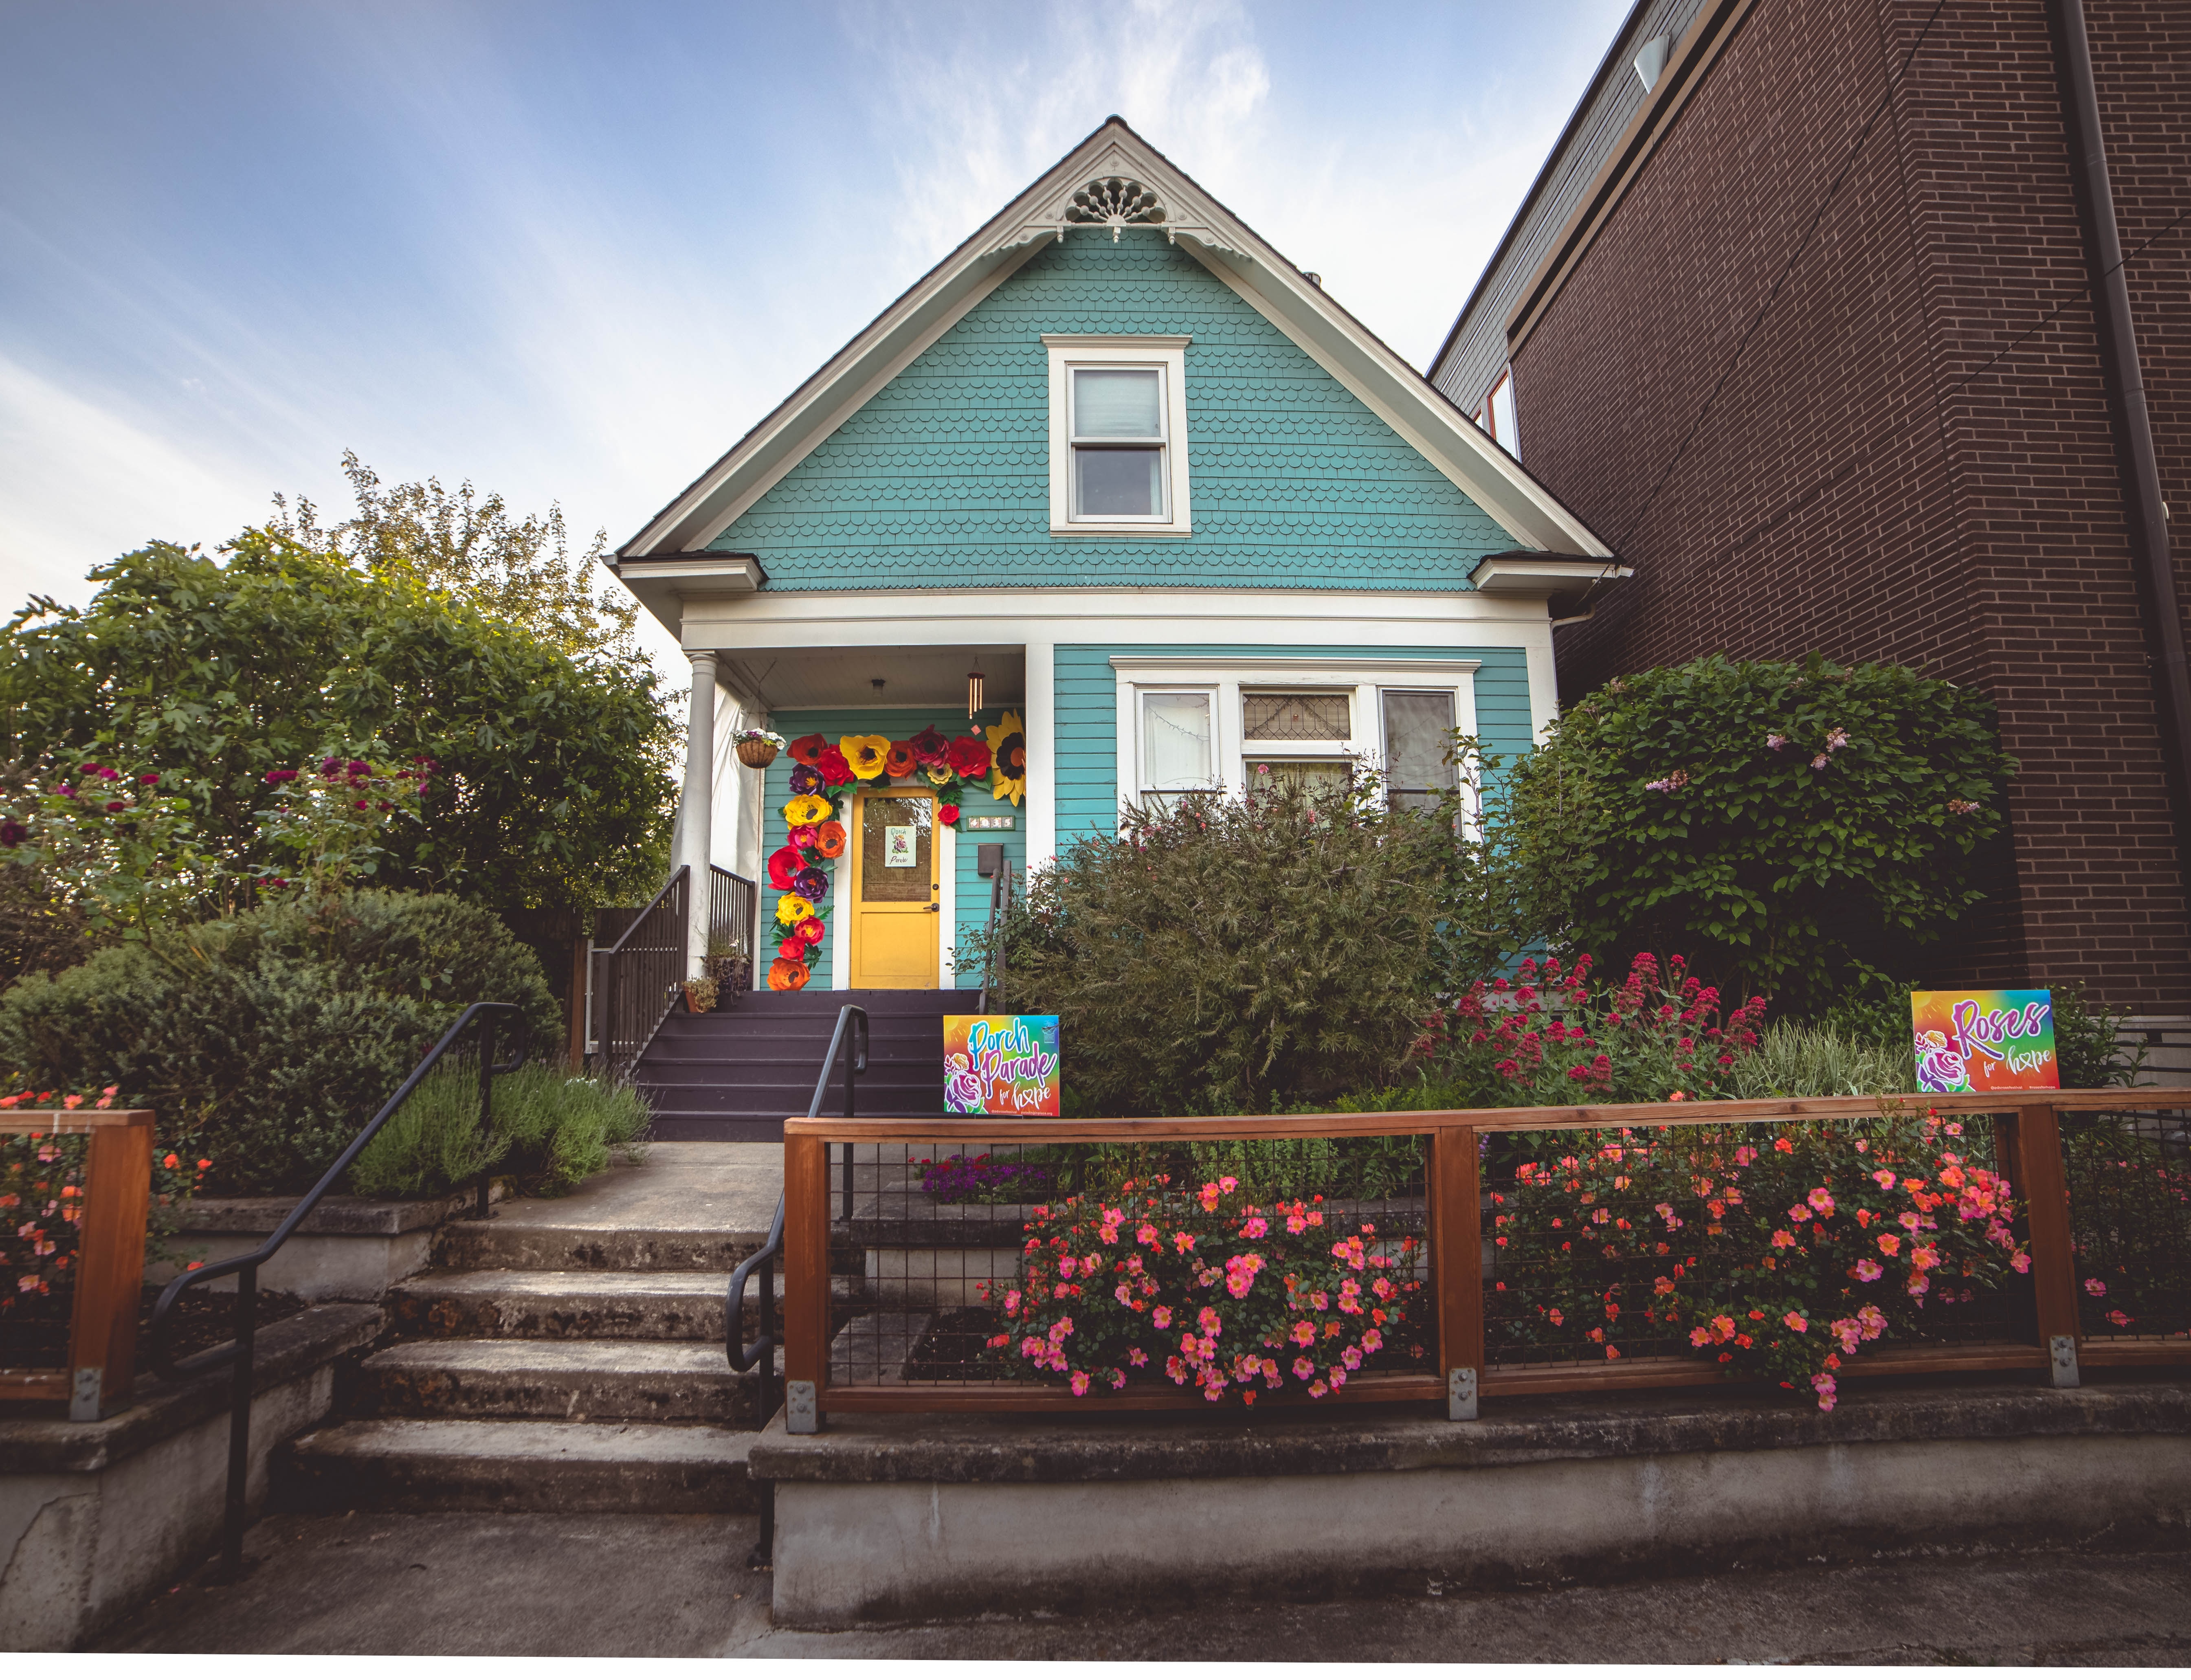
[1136, 689, 1216, 810]
[1045, 336, 1192, 536]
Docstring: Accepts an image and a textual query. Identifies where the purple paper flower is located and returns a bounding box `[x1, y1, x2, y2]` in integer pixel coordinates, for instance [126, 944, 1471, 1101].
[792, 866, 830, 902]
[788, 763, 824, 796]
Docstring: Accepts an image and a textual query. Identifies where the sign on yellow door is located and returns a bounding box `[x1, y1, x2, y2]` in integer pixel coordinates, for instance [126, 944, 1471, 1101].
[848, 791, 938, 988]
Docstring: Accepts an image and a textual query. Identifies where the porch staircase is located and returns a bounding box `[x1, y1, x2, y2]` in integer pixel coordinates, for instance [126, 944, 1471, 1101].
[273, 1144, 805, 1513]
[635, 987, 969, 1140]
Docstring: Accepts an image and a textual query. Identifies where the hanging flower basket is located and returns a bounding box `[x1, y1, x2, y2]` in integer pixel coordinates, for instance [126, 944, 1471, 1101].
[735, 730, 782, 769]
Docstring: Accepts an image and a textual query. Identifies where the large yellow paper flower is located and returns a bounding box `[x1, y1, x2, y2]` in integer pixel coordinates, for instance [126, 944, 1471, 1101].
[782, 793, 831, 827]
[775, 893, 815, 926]
[841, 734, 892, 780]
[986, 710, 1027, 806]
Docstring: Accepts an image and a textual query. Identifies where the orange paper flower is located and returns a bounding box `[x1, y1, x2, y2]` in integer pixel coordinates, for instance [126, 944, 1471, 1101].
[768, 957, 811, 992]
[884, 740, 917, 778]
[815, 820, 847, 858]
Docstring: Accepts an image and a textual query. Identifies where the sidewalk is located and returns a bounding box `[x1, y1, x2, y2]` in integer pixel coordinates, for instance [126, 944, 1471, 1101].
[93, 1509, 2191, 1661]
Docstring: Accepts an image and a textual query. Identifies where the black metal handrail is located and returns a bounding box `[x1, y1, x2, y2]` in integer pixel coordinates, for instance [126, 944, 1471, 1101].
[977, 859, 1013, 1013]
[708, 864, 758, 999]
[602, 864, 689, 1080]
[149, 1000, 527, 1578]
[727, 1002, 865, 1568]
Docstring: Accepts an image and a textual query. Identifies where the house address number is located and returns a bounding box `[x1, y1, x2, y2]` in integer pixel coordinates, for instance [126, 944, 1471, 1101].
[963, 816, 1015, 830]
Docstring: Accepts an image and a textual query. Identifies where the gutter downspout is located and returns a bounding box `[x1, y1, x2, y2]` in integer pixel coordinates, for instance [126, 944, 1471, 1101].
[2046, 0, 2191, 889]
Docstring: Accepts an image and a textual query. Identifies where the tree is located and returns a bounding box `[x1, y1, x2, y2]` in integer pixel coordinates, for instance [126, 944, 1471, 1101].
[270, 451, 642, 664]
[1505, 653, 2018, 1012]
[0, 534, 675, 911]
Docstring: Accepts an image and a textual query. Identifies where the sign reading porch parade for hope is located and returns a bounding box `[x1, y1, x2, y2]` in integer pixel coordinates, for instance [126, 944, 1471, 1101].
[943, 1015, 1061, 1116]
[1910, 989, 2059, 1094]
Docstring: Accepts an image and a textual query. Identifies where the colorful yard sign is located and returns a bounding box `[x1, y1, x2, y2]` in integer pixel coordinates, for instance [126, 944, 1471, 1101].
[943, 1015, 1061, 1116]
[1910, 990, 2059, 1094]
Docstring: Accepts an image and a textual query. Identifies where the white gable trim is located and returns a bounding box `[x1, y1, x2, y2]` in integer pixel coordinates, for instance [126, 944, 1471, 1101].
[621, 119, 1611, 563]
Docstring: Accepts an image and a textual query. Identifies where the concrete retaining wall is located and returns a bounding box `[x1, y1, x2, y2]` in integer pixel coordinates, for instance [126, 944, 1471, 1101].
[148, 1184, 503, 1303]
[754, 1380, 2191, 1628]
[0, 1304, 380, 1650]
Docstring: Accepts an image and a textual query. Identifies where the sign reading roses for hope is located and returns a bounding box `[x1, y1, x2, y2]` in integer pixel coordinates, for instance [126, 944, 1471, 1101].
[1910, 988, 2058, 1093]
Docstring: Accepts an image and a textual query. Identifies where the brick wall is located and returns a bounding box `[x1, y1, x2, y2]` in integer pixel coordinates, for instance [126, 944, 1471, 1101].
[1512, 0, 2191, 1012]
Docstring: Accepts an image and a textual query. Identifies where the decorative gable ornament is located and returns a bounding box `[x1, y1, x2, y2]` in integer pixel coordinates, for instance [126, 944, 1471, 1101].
[1063, 177, 1166, 240]
[988, 139, 1250, 261]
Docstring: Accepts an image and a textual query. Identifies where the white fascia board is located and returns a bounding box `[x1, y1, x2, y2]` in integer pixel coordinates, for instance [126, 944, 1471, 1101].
[676, 586, 1560, 653]
[1469, 555, 1634, 595]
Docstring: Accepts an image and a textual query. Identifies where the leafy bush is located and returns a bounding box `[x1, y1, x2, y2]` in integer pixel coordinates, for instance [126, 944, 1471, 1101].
[1487, 1107, 2030, 1408]
[1411, 951, 1768, 1107]
[0, 890, 557, 1195]
[982, 1176, 1433, 1403]
[349, 1058, 647, 1199]
[1505, 654, 2017, 1012]
[980, 778, 1451, 1114]
[1730, 1022, 1910, 1100]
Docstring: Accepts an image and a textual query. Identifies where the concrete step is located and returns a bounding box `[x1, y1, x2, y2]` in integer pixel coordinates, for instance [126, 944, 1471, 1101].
[276, 1417, 757, 1513]
[384, 1268, 859, 1341]
[360, 1338, 781, 1425]
[433, 1218, 769, 1274]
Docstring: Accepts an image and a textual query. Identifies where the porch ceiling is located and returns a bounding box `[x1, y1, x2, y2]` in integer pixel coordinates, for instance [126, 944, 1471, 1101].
[714, 644, 1026, 712]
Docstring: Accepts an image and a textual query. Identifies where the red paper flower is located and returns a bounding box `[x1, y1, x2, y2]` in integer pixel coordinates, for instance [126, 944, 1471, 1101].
[817, 746, 855, 786]
[789, 733, 827, 766]
[884, 741, 917, 778]
[938, 803, 961, 826]
[908, 725, 949, 766]
[767, 845, 803, 889]
[947, 736, 992, 778]
[788, 824, 819, 851]
[778, 938, 807, 962]
[797, 917, 826, 944]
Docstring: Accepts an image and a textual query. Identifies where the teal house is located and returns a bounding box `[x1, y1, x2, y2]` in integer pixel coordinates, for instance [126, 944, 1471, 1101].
[615, 119, 1617, 994]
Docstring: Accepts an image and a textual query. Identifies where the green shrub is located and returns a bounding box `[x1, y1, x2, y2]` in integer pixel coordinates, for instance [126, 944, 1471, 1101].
[1507, 654, 2017, 1012]
[1730, 1022, 1909, 1100]
[978, 777, 1452, 1114]
[0, 889, 558, 1195]
[349, 1058, 648, 1199]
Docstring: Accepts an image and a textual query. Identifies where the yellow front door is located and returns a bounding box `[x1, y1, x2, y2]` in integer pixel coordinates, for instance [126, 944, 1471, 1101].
[848, 789, 939, 988]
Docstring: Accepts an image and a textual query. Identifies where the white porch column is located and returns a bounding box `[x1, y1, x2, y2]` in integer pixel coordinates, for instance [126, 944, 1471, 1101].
[1024, 637, 1057, 869]
[679, 650, 719, 977]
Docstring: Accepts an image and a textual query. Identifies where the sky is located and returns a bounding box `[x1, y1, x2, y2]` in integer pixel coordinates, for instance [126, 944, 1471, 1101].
[0, 0, 1626, 677]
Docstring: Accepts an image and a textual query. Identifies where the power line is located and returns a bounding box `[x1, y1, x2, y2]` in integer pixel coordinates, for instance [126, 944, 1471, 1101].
[1612, 0, 1951, 551]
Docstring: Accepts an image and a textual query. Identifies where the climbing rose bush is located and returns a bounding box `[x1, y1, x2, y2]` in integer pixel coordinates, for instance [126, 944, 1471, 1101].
[984, 1177, 1431, 1403]
[1487, 1108, 2029, 1409]
[1415, 950, 1768, 1106]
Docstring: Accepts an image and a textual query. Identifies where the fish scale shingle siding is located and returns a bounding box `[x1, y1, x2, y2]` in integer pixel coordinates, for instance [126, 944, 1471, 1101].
[710, 230, 1514, 586]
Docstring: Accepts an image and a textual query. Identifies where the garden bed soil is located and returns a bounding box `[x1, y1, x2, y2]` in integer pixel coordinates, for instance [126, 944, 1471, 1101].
[2, 1286, 310, 1383]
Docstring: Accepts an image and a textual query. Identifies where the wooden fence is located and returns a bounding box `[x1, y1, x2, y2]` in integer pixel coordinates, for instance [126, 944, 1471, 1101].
[781, 1088, 2191, 1419]
[0, 1107, 154, 1418]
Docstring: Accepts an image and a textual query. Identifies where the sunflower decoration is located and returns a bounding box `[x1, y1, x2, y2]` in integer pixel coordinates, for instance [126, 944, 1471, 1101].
[986, 711, 1027, 806]
[788, 733, 827, 767]
[842, 735, 892, 780]
[883, 740, 918, 779]
[783, 793, 832, 828]
[815, 820, 847, 858]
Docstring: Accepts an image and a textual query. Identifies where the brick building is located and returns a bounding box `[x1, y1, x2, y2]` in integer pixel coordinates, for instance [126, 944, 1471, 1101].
[1431, 0, 2191, 1033]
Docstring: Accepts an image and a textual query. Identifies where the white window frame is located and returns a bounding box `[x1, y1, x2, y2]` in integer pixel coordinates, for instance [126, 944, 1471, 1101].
[1110, 656, 1481, 821]
[1044, 334, 1193, 538]
[1475, 367, 1519, 459]
[1134, 686, 1220, 803]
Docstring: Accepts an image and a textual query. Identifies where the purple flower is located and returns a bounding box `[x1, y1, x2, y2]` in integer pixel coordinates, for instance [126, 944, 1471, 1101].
[0, 821, 24, 848]
[788, 763, 824, 796]
[792, 867, 830, 902]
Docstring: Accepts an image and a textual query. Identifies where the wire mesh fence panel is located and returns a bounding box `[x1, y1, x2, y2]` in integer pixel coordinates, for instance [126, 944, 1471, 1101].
[2061, 1104, 2191, 1345]
[0, 1130, 88, 1373]
[828, 1133, 1437, 1403]
[1480, 1109, 2034, 1387]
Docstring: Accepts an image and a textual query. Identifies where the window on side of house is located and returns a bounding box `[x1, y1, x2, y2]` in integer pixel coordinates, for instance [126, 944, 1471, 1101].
[1382, 690, 1458, 812]
[1138, 689, 1215, 809]
[1479, 368, 1520, 459]
[1044, 335, 1193, 536]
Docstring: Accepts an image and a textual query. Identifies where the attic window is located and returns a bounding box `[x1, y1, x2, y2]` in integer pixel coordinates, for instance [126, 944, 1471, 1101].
[1044, 335, 1193, 538]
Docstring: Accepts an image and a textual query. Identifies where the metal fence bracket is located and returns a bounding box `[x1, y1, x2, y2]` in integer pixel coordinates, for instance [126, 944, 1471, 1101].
[786, 1379, 820, 1434]
[1447, 1366, 1479, 1421]
[2050, 1335, 2081, 1389]
[69, 1366, 103, 1422]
